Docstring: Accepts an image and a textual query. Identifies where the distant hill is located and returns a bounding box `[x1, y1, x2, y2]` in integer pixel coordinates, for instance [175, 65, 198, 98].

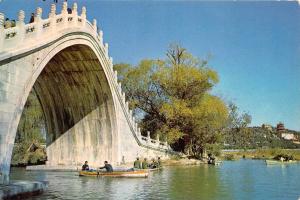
[223, 126, 300, 149]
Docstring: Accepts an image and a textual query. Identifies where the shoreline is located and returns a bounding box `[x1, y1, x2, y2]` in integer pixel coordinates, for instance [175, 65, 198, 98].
[220, 148, 300, 161]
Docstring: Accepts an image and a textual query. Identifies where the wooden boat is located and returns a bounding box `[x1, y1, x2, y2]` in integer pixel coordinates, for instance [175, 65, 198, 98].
[208, 160, 222, 166]
[148, 167, 162, 172]
[213, 161, 222, 166]
[79, 170, 148, 178]
[265, 160, 298, 165]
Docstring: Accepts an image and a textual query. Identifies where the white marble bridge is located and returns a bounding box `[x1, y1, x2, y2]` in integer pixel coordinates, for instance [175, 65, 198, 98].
[0, 2, 172, 184]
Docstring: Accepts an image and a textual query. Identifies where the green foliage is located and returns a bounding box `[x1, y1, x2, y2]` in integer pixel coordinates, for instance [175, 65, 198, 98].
[15, 89, 45, 144]
[11, 142, 46, 166]
[206, 144, 222, 157]
[12, 90, 46, 166]
[223, 154, 236, 161]
[224, 103, 252, 149]
[224, 125, 300, 150]
[114, 44, 228, 157]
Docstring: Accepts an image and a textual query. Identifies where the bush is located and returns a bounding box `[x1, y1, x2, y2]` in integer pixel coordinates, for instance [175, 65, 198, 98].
[270, 148, 284, 156]
[224, 154, 235, 160]
[206, 144, 222, 157]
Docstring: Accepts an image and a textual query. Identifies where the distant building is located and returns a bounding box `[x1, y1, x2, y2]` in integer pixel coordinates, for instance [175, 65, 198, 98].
[262, 124, 272, 131]
[276, 122, 285, 132]
[281, 133, 295, 141]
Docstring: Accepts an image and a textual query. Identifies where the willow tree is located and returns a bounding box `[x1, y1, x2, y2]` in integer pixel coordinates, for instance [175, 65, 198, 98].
[114, 45, 228, 157]
[11, 90, 46, 166]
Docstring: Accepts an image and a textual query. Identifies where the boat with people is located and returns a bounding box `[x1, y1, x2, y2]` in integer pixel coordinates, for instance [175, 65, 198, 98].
[79, 169, 149, 178]
[79, 157, 161, 178]
[207, 153, 221, 165]
[265, 159, 298, 165]
[266, 154, 299, 165]
[79, 160, 149, 178]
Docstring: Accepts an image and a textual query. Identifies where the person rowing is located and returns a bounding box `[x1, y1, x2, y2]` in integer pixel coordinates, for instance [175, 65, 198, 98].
[99, 161, 113, 172]
[82, 161, 89, 171]
[142, 158, 148, 169]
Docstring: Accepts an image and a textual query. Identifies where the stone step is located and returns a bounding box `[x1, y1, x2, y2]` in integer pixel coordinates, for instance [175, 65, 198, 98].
[0, 180, 48, 200]
[26, 165, 79, 171]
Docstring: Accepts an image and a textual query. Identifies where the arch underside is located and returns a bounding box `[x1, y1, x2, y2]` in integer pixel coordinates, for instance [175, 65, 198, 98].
[32, 44, 116, 166]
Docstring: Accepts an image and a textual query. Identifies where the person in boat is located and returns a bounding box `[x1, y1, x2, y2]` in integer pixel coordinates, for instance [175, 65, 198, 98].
[82, 161, 89, 171]
[142, 158, 148, 169]
[99, 161, 113, 172]
[134, 157, 142, 169]
[208, 154, 216, 165]
[157, 157, 162, 167]
[149, 158, 158, 169]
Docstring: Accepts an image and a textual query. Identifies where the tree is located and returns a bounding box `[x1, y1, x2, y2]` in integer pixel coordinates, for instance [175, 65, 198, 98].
[225, 102, 252, 149]
[11, 90, 46, 166]
[114, 44, 228, 157]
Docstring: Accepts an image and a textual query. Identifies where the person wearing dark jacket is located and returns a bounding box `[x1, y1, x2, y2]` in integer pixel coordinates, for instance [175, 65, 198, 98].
[99, 161, 113, 172]
[82, 161, 89, 171]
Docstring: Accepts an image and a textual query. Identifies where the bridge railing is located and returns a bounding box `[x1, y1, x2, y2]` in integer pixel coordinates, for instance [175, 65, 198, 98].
[0, 2, 171, 152]
[0, 2, 96, 51]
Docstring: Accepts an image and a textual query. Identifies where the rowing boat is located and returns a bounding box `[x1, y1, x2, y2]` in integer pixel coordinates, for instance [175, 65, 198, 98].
[265, 160, 298, 165]
[79, 170, 149, 178]
[148, 167, 162, 172]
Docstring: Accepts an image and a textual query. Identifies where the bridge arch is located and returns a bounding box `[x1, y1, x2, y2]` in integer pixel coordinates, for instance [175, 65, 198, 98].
[34, 42, 119, 167]
[0, 33, 120, 184]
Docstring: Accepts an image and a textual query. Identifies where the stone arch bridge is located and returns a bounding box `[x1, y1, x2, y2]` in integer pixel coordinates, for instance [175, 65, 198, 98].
[0, 2, 172, 184]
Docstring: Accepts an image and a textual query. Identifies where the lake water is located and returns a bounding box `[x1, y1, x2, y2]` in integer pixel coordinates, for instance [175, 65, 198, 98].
[10, 159, 300, 200]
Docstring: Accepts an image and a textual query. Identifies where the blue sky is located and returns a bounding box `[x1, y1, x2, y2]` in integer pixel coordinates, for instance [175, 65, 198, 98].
[1, 1, 300, 131]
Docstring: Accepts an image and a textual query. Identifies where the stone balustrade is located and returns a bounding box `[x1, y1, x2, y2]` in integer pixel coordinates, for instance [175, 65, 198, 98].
[0, 2, 171, 152]
[0, 3, 99, 51]
[137, 131, 170, 150]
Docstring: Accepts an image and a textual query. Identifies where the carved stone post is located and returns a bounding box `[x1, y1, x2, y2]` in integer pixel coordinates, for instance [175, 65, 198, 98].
[49, 4, 56, 18]
[114, 70, 118, 83]
[62, 1, 68, 15]
[93, 19, 97, 29]
[104, 43, 109, 57]
[135, 123, 138, 133]
[110, 57, 114, 68]
[98, 30, 103, 44]
[0, 13, 4, 50]
[35, 7, 43, 37]
[165, 141, 168, 149]
[17, 10, 25, 45]
[72, 3, 78, 16]
[49, 4, 56, 32]
[122, 92, 126, 104]
[155, 134, 159, 147]
[137, 128, 141, 137]
[147, 131, 151, 144]
[81, 6, 86, 25]
[72, 3, 78, 26]
[35, 7, 43, 22]
[61, 2, 68, 27]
